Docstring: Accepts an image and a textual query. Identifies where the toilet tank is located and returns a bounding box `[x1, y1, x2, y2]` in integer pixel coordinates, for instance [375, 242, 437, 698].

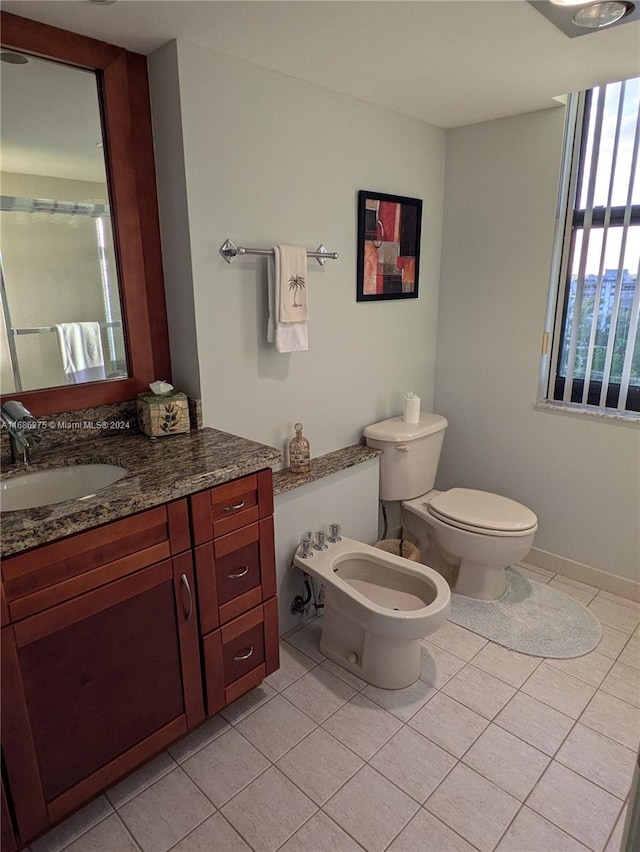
[364, 413, 448, 501]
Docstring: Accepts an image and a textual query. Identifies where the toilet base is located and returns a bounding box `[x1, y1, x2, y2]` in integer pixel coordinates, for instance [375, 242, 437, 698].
[454, 559, 507, 601]
[320, 603, 422, 689]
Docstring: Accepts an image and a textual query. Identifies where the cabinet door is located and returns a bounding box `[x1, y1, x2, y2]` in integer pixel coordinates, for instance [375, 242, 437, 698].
[203, 599, 279, 716]
[190, 469, 274, 544]
[194, 516, 276, 633]
[1, 554, 204, 843]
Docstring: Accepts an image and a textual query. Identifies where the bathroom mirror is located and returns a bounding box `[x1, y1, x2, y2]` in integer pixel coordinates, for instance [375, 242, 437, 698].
[0, 12, 170, 415]
[1, 53, 127, 393]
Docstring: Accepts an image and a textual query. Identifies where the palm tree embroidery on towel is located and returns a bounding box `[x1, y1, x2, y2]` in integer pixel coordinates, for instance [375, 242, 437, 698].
[288, 274, 306, 308]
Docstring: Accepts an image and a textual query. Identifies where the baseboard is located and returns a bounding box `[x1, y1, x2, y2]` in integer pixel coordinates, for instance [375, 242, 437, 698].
[524, 547, 640, 603]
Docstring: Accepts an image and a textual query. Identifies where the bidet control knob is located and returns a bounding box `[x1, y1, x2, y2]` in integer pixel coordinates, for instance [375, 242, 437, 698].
[347, 652, 358, 664]
[328, 524, 342, 543]
[299, 538, 314, 559]
[314, 531, 328, 551]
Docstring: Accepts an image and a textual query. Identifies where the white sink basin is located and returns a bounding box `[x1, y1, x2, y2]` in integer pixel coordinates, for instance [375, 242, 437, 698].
[0, 464, 127, 511]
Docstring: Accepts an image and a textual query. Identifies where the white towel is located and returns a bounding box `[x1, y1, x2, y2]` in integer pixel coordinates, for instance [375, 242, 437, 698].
[55, 322, 106, 384]
[267, 247, 308, 353]
[277, 245, 309, 323]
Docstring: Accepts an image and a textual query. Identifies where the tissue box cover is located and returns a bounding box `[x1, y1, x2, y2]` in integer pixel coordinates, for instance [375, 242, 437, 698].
[137, 391, 190, 438]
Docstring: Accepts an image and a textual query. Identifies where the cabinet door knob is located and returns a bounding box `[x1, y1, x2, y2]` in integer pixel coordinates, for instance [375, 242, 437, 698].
[223, 499, 246, 512]
[180, 573, 193, 621]
[228, 565, 250, 579]
[233, 646, 254, 661]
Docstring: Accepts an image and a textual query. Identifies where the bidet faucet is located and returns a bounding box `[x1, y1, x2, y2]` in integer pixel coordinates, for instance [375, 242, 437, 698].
[0, 399, 43, 466]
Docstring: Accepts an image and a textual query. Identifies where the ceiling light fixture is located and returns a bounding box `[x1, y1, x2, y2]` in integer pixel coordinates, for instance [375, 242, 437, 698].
[0, 52, 29, 65]
[572, 0, 632, 26]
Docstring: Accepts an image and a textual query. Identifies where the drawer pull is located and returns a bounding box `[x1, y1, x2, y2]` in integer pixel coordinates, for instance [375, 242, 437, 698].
[223, 499, 246, 512]
[233, 645, 254, 661]
[228, 565, 250, 580]
[181, 573, 193, 621]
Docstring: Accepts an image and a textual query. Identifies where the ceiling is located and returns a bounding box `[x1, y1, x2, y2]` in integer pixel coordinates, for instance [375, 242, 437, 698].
[1, 0, 640, 129]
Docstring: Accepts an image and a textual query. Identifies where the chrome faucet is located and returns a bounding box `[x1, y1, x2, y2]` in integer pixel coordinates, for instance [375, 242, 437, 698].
[1, 400, 43, 465]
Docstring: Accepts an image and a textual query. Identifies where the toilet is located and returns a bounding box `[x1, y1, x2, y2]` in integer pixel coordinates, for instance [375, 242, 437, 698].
[364, 413, 538, 601]
[293, 536, 450, 689]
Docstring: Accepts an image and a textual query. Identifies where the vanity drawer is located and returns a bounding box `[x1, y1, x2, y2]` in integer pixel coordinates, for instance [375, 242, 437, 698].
[2, 500, 191, 622]
[203, 599, 279, 716]
[194, 517, 276, 633]
[190, 469, 274, 545]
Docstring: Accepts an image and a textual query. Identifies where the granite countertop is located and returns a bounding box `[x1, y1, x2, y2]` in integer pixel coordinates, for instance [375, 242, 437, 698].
[0, 428, 282, 557]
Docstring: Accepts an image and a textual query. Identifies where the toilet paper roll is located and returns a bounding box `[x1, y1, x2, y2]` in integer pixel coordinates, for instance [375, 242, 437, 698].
[403, 393, 420, 423]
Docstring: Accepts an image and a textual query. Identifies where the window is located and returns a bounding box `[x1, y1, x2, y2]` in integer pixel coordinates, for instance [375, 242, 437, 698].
[544, 77, 639, 416]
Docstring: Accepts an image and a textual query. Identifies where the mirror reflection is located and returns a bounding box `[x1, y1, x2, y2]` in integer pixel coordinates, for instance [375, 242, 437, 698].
[0, 51, 128, 393]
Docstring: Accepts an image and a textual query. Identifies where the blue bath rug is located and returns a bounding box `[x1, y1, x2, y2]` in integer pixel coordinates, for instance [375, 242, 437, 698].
[449, 567, 602, 658]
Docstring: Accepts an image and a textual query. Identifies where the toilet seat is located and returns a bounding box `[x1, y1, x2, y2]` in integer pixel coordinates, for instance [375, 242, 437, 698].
[424, 488, 538, 537]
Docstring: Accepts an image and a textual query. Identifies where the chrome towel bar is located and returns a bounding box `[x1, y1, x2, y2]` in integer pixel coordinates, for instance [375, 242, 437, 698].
[219, 238, 338, 267]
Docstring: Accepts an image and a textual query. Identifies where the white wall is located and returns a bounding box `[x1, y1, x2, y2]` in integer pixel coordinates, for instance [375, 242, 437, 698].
[148, 40, 447, 620]
[435, 107, 640, 582]
[148, 40, 446, 460]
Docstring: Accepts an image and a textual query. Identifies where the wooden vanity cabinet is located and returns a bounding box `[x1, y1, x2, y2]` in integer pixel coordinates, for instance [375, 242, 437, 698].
[0, 500, 204, 845]
[0, 469, 279, 848]
[191, 469, 279, 716]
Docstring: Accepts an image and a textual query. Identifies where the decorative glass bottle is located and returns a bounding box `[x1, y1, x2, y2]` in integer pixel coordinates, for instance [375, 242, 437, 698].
[289, 422, 311, 474]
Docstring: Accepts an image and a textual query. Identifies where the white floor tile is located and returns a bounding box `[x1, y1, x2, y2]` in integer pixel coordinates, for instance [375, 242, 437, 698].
[580, 690, 640, 751]
[527, 762, 623, 851]
[598, 590, 640, 611]
[548, 578, 598, 605]
[62, 815, 140, 852]
[276, 728, 363, 806]
[182, 727, 269, 807]
[106, 752, 177, 809]
[419, 640, 466, 688]
[220, 683, 277, 725]
[554, 722, 636, 800]
[264, 643, 317, 693]
[283, 666, 356, 723]
[597, 625, 633, 660]
[369, 726, 457, 803]
[427, 620, 488, 661]
[362, 678, 436, 722]
[284, 620, 325, 663]
[322, 694, 402, 760]
[320, 658, 367, 690]
[618, 635, 640, 671]
[408, 692, 488, 758]
[441, 664, 516, 719]
[387, 808, 477, 852]
[521, 663, 596, 719]
[425, 763, 520, 852]
[462, 723, 550, 800]
[235, 694, 316, 762]
[599, 661, 640, 707]
[30, 798, 114, 852]
[168, 714, 230, 764]
[117, 768, 214, 852]
[605, 804, 628, 852]
[221, 767, 317, 852]
[495, 806, 591, 852]
[589, 596, 640, 634]
[545, 650, 614, 689]
[470, 641, 542, 688]
[494, 691, 575, 756]
[278, 812, 362, 852]
[171, 813, 252, 852]
[512, 563, 554, 583]
[324, 765, 419, 852]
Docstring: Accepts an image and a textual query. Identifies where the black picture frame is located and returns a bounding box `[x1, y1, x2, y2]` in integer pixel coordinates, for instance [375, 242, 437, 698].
[356, 190, 423, 302]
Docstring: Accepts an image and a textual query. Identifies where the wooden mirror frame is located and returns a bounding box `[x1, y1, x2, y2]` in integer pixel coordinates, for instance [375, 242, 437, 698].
[0, 12, 171, 415]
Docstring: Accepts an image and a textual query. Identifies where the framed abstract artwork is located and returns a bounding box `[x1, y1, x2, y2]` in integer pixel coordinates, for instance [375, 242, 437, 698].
[356, 190, 423, 301]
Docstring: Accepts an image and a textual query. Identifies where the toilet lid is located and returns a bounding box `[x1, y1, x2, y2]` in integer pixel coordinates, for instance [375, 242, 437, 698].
[428, 488, 537, 533]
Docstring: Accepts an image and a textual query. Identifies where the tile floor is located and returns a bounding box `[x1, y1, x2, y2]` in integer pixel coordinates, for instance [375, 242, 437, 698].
[27, 563, 640, 852]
